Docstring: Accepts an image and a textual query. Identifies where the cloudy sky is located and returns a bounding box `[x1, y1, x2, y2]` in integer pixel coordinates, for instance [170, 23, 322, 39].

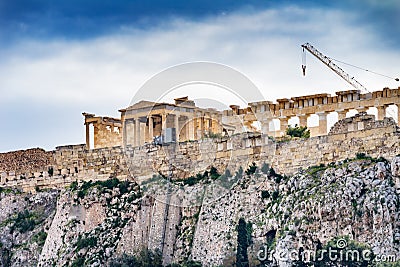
[1, 0, 399, 152]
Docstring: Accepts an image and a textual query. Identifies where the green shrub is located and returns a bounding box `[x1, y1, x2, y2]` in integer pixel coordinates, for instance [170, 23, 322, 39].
[11, 210, 37, 233]
[76, 236, 97, 250]
[69, 181, 78, 191]
[71, 256, 85, 267]
[48, 167, 54, 177]
[209, 166, 220, 180]
[245, 162, 257, 176]
[109, 253, 138, 267]
[32, 230, 47, 246]
[261, 162, 270, 174]
[356, 152, 372, 160]
[268, 167, 284, 183]
[236, 218, 252, 267]
[261, 190, 270, 199]
[271, 191, 279, 201]
[286, 124, 310, 138]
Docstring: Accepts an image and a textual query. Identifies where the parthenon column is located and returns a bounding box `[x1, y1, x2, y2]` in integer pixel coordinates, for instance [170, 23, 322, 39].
[174, 114, 179, 142]
[185, 118, 190, 141]
[396, 104, 400, 125]
[188, 118, 195, 140]
[148, 116, 153, 142]
[193, 117, 198, 139]
[161, 113, 167, 137]
[317, 112, 327, 135]
[134, 118, 141, 147]
[377, 105, 386, 120]
[200, 116, 204, 138]
[85, 123, 90, 149]
[279, 117, 289, 136]
[337, 109, 348, 121]
[356, 106, 368, 113]
[298, 114, 309, 128]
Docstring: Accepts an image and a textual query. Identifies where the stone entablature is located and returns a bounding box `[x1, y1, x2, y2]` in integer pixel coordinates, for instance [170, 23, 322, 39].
[249, 87, 400, 136]
[1, 113, 400, 192]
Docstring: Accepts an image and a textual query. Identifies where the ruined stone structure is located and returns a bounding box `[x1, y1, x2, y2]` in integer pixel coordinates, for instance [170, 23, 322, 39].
[0, 88, 399, 192]
[83, 97, 223, 149]
[83, 88, 400, 150]
[248, 87, 400, 136]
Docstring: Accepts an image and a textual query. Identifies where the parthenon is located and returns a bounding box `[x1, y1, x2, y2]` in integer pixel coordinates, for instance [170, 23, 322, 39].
[83, 87, 400, 149]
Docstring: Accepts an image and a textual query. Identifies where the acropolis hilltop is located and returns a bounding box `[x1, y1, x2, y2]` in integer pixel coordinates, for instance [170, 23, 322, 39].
[83, 87, 400, 149]
[1, 87, 400, 192]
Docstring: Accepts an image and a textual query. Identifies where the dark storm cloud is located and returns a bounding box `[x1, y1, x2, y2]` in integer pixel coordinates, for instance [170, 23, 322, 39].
[1, 0, 399, 46]
[0, 0, 399, 151]
[0, 0, 270, 41]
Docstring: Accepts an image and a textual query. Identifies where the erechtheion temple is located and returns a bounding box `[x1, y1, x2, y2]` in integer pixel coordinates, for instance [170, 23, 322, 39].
[83, 88, 400, 149]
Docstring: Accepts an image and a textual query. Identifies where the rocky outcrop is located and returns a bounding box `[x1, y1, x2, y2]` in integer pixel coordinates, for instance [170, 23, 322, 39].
[0, 188, 58, 267]
[1, 156, 400, 266]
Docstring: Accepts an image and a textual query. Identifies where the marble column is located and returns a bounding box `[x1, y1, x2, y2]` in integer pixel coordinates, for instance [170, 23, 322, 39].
[200, 116, 204, 138]
[317, 112, 327, 135]
[188, 118, 195, 140]
[148, 116, 153, 142]
[85, 123, 90, 149]
[356, 107, 368, 113]
[134, 118, 141, 147]
[377, 105, 386, 121]
[161, 114, 167, 138]
[298, 114, 308, 128]
[185, 118, 190, 141]
[279, 117, 289, 135]
[174, 114, 179, 142]
[337, 109, 347, 121]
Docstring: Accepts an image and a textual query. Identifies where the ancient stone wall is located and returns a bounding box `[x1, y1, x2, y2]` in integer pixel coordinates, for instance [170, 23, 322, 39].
[0, 148, 54, 173]
[1, 114, 400, 192]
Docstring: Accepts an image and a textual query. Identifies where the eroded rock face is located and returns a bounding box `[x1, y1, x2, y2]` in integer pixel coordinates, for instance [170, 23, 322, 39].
[391, 156, 400, 177]
[391, 156, 400, 189]
[0, 189, 58, 267]
[1, 157, 400, 267]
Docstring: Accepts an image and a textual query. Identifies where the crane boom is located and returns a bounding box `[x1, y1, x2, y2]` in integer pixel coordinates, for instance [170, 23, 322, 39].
[301, 42, 369, 92]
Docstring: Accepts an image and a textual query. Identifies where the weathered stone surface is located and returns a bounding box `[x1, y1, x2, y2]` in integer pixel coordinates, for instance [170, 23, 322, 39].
[1, 157, 399, 266]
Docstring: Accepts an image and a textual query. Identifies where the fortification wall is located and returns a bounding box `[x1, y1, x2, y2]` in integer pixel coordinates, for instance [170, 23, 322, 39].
[1, 114, 400, 192]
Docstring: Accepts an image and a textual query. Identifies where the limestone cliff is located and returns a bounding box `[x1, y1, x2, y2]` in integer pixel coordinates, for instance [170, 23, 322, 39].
[1, 155, 400, 266]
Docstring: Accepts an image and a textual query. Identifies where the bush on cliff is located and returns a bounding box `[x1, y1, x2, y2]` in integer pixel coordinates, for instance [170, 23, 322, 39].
[109, 249, 162, 267]
[286, 124, 310, 138]
[236, 218, 252, 267]
[10, 210, 39, 233]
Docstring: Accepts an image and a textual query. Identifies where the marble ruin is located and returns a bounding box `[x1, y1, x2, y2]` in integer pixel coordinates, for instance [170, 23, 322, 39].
[83, 97, 223, 149]
[83, 88, 400, 149]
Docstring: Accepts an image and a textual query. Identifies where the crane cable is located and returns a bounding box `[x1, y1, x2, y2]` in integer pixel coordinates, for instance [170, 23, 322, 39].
[328, 57, 398, 120]
[301, 47, 306, 76]
[330, 57, 399, 82]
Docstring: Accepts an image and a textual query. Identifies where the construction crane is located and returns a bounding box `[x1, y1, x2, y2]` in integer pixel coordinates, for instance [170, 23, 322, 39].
[301, 42, 399, 119]
[301, 42, 399, 93]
